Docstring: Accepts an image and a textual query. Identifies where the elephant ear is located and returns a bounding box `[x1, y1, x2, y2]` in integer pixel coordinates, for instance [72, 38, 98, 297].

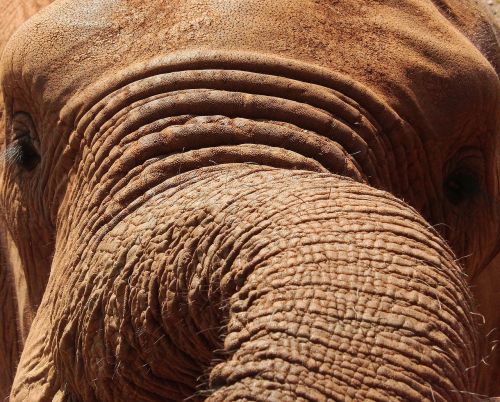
[0, 2, 54, 398]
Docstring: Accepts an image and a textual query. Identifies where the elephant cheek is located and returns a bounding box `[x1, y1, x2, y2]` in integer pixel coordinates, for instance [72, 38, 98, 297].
[11, 166, 480, 401]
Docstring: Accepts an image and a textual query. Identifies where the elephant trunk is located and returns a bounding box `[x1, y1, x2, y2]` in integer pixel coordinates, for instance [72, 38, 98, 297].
[197, 168, 479, 401]
[11, 165, 480, 401]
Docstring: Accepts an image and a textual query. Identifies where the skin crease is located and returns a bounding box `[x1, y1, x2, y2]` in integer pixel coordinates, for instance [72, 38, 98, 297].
[0, 0, 499, 400]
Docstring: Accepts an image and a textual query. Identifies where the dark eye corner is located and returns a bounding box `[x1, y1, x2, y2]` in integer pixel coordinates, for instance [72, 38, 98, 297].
[443, 169, 482, 205]
[443, 149, 485, 206]
[7, 112, 40, 172]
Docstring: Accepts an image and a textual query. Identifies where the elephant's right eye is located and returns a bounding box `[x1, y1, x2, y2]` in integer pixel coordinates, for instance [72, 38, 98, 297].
[7, 112, 41, 172]
[8, 137, 40, 171]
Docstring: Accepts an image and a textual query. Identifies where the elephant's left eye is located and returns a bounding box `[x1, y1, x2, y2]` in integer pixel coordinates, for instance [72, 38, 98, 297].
[443, 149, 485, 206]
[7, 113, 40, 172]
[443, 169, 481, 205]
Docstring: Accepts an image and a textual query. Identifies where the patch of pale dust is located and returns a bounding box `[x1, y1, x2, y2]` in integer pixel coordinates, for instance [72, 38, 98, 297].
[480, 0, 500, 21]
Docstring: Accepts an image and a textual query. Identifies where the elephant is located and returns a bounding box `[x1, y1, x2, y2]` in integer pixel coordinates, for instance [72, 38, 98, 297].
[0, 0, 499, 400]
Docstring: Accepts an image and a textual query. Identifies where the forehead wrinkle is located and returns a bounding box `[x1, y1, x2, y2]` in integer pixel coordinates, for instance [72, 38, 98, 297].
[0, 0, 497, 146]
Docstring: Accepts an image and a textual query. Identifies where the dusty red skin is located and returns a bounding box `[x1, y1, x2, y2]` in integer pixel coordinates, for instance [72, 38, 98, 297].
[0, 0, 499, 400]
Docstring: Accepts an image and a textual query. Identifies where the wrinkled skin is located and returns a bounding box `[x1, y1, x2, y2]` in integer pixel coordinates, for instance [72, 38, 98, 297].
[0, 3, 60, 398]
[0, 0, 499, 400]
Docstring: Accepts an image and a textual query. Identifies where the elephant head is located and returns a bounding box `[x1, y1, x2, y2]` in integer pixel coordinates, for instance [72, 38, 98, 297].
[0, 0, 499, 400]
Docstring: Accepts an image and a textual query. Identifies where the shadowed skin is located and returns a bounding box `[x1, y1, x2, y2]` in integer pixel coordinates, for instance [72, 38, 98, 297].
[0, 0, 499, 400]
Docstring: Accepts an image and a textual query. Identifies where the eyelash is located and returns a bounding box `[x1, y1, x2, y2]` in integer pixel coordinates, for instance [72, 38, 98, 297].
[6, 136, 40, 171]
